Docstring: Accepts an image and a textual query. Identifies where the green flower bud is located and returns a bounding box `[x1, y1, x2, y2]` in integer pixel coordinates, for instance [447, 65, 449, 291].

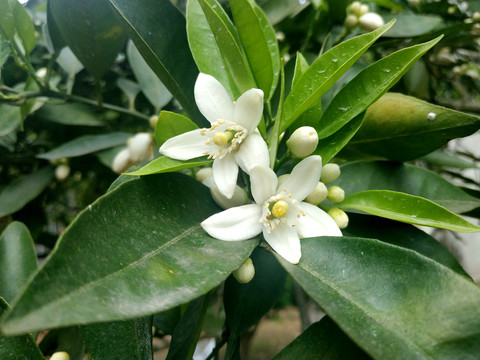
[344, 14, 358, 29]
[359, 12, 384, 31]
[233, 258, 255, 283]
[149, 115, 158, 129]
[305, 182, 328, 205]
[286, 126, 319, 158]
[359, 4, 369, 16]
[348, 1, 362, 15]
[327, 186, 345, 202]
[320, 163, 341, 184]
[50, 352, 70, 360]
[328, 208, 349, 229]
[211, 184, 248, 209]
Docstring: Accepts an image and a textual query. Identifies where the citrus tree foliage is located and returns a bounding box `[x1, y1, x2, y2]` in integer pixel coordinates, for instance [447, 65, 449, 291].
[1, 0, 480, 359]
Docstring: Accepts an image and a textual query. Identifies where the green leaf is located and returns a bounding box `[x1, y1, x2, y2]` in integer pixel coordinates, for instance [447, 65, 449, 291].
[0, 0, 35, 53]
[37, 132, 131, 160]
[281, 20, 395, 133]
[383, 14, 443, 37]
[49, 0, 127, 78]
[337, 190, 480, 232]
[38, 326, 85, 360]
[0, 222, 38, 304]
[274, 316, 370, 360]
[197, 0, 256, 96]
[127, 157, 211, 176]
[334, 161, 480, 214]
[0, 173, 258, 335]
[224, 247, 286, 337]
[36, 103, 104, 127]
[420, 150, 478, 169]
[126, 40, 172, 112]
[0, 298, 43, 360]
[317, 36, 443, 139]
[278, 237, 480, 360]
[153, 307, 181, 336]
[0, 167, 54, 218]
[342, 93, 480, 161]
[260, 0, 307, 25]
[0, 1, 15, 39]
[291, 52, 309, 89]
[0, 33, 11, 69]
[230, 0, 280, 99]
[80, 317, 153, 360]
[0, 104, 21, 136]
[108, 0, 205, 126]
[154, 111, 198, 148]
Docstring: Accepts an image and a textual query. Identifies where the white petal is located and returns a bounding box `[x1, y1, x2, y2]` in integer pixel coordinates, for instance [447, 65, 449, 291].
[233, 88, 264, 133]
[128, 133, 153, 162]
[263, 225, 301, 264]
[194, 73, 234, 124]
[201, 204, 263, 241]
[249, 165, 277, 204]
[296, 202, 342, 238]
[234, 132, 270, 174]
[212, 154, 239, 199]
[280, 155, 322, 201]
[159, 129, 209, 160]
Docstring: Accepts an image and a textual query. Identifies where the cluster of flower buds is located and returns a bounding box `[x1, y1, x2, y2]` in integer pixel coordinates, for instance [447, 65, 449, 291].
[112, 132, 154, 173]
[345, 1, 384, 32]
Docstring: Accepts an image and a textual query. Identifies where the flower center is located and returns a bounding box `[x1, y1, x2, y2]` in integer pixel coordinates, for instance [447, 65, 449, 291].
[200, 119, 248, 160]
[260, 190, 306, 234]
[213, 130, 235, 146]
[271, 200, 289, 218]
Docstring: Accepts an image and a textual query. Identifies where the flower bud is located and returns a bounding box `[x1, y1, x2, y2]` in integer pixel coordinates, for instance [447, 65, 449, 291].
[328, 208, 349, 229]
[359, 12, 384, 31]
[344, 14, 358, 29]
[233, 258, 255, 283]
[327, 186, 345, 202]
[305, 182, 328, 205]
[286, 126, 319, 158]
[55, 164, 70, 182]
[320, 163, 341, 184]
[348, 1, 362, 15]
[112, 148, 133, 174]
[50, 352, 70, 360]
[277, 174, 290, 187]
[359, 4, 369, 16]
[211, 184, 248, 209]
[196, 167, 213, 183]
[128, 133, 153, 163]
[149, 115, 158, 129]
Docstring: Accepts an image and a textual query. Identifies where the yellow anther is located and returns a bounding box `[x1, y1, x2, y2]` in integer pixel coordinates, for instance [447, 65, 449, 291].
[272, 200, 289, 218]
[213, 132, 229, 146]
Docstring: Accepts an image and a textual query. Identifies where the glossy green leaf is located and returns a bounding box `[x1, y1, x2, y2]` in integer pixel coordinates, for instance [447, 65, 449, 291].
[0, 104, 21, 136]
[127, 157, 211, 176]
[224, 247, 286, 337]
[186, 0, 235, 97]
[337, 190, 480, 232]
[0, 298, 43, 360]
[166, 295, 209, 360]
[0, 222, 38, 304]
[0, 167, 54, 218]
[0, 173, 258, 335]
[80, 317, 153, 360]
[342, 93, 480, 161]
[281, 20, 395, 133]
[154, 111, 198, 148]
[230, 0, 280, 99]
[317, 37, 442, 139]
[292, 52, 309, 89]
[0, 0, 35, 53]
[334, 161, 480, 214]
[0, 34, 11, 69]
[108, 0, 205, 125]
[198, 0, 255, 96]
[383, 14, 443, 37]
[260, 0, 307, 25]
[126, 40, 172, 112]
[0, 0, 15, 39]
[274, 316, 370, 360]
[37, 132, 131, 160]
[36, 103, 104, 127]
[278, 237, 480, 360]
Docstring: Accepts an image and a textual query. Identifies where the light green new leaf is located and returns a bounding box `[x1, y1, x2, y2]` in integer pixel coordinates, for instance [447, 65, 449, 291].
[36, 103, 104, 127]
[281, 20, 395, 133]
[334, 161, 480, 214]
[0, 222, 38, 304]
[0, 0, 35, 53]
[154, 111, 198, 148]
[0, 167, 54, 218]
[292, 52, 309, 89]
[37, 132, 131, 160]
[0, 173, 257, 335]
[127, 157, 211, 176]
[317, 36, 442, 139]
[0, 104, 21, 136]
[278, 237, 480, 360]
[337, 190, 480, 232]
[230, 0, 280, 100]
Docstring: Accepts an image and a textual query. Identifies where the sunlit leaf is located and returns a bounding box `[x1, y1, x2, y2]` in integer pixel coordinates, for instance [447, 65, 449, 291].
[154, 111, 198, 148]
[126, 157, 211, 176]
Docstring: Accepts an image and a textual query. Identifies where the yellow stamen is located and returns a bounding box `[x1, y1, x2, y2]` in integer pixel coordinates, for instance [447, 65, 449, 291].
[272, 200, 289, 218]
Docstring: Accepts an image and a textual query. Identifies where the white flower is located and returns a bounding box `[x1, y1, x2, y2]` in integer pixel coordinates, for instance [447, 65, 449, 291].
[201, 156, 342, 264]
[159, 73, 269, 198]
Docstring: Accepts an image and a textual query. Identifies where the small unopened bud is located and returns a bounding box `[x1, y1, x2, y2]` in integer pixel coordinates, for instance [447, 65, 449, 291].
[320, 163, 341, 184]
[306, 182, 328, 205]
[149, 115, 158, 129]
[359, 12, 384, 31]
[55, 164, 70, 182]
[50, 352, 70, 360]
[233, 258, 255, 283]
[348, 1, 362, 15]
[196, 167, 213, 183]
[286, 126, 319, 158]
[211, 184, 248, 209]
[359, 4, 369, 16]
[344, 14, 358, 29]
[112, 148, 133, 174]
[328, 208, 349, 229]
[327, 186, 345, 202]
[128, 133, 153, 163]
